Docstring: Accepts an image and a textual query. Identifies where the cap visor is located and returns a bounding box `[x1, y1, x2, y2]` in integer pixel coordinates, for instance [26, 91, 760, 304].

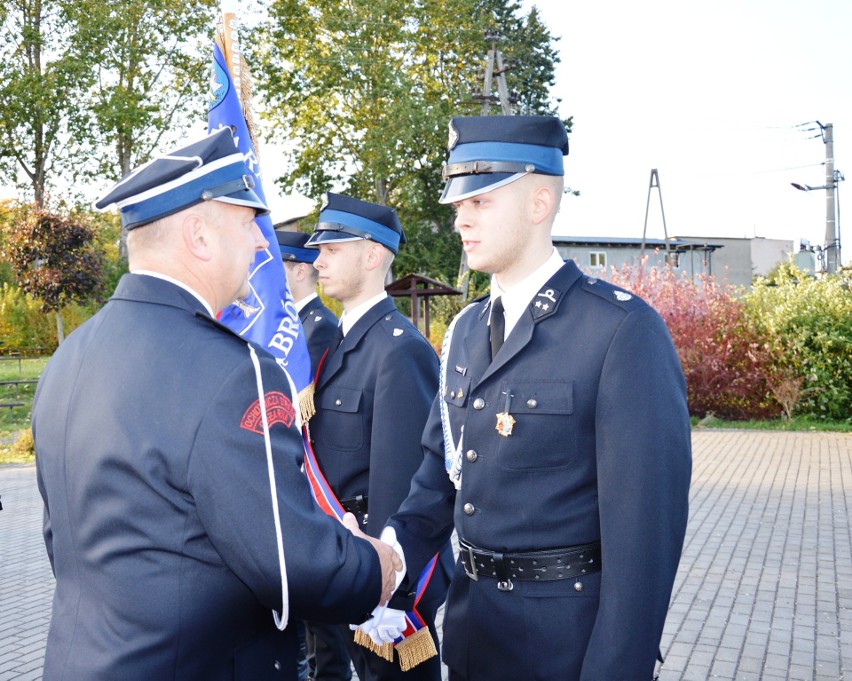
[439, 172, 529, 204]
[215, 187, 270, 216]
[304, 230, 365, 249]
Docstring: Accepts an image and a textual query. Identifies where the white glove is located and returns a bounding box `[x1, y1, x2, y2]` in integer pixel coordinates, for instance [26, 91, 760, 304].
[380, 526, 406, 591]
[351, 604, 407, 645]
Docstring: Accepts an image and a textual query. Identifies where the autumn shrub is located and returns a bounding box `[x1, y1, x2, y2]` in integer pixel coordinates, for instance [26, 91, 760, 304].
[745, 263, 852, 421]
[0, 282, 92, 353]
[606, 260, 784, 420]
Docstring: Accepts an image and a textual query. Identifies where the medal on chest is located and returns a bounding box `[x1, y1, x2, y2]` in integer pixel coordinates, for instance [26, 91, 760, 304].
[495, 389, 515, 437]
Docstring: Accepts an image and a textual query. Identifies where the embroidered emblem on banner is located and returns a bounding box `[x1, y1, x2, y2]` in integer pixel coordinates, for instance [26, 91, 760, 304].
[240, 391, 296, 433]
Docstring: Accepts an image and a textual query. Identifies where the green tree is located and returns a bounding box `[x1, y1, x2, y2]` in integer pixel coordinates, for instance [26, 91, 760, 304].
[251, 0, 564, 285]
[0, 0, 93, 206]
[66, 0, 217, 183]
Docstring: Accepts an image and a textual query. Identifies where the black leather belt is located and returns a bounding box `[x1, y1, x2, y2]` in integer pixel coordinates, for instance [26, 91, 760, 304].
[459, 539, 601, 591]
[339, 494, 368, 525]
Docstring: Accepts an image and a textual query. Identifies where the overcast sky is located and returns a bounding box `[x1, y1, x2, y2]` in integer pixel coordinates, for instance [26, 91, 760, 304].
[525, 0, 852, 262]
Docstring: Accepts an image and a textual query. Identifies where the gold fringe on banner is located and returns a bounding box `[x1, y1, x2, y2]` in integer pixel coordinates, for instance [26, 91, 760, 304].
[352, 626, 437, 671]
[395, 627, 438, 671]
[353, 628, 394, 662]
[298, 382, 316, 423]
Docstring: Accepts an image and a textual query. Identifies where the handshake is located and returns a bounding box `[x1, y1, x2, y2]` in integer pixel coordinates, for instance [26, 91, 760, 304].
[341, 513, 408, 644]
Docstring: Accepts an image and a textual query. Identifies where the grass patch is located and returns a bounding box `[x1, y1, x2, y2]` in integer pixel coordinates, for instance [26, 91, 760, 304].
[691, 414, 852, 433]
[0, 356, 48, 463]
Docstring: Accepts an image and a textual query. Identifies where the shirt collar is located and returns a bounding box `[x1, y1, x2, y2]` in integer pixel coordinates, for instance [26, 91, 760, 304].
[490, 249, 564, 336]
[294, 291, 318, 314]
[339, 291, 389, 336]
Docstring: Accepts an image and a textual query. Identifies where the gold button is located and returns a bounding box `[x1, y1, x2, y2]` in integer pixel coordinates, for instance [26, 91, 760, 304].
[463, 503, 475, 516]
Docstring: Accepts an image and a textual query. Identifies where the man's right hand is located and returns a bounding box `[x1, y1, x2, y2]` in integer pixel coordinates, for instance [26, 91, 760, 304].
[342, 513, 403, 606]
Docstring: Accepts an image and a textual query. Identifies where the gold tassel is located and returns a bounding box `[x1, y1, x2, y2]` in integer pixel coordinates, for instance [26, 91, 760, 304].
[394, 627, 438, 671]
[298, 382, 316, 423]
[353, 628, 394, 662]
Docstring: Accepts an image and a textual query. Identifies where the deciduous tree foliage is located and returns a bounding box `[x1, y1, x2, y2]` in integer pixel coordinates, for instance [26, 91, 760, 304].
[251, 0, 564, 284]
[2, 205, 104, 343]
[0, 0, 92, 206]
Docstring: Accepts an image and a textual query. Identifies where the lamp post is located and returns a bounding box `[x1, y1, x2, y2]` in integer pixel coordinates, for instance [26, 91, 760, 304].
[791, 122, 844, 274]
[791, 170, 844, 273]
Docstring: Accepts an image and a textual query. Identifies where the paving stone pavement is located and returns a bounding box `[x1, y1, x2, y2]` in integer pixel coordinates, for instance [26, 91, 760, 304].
[1, 430, 850, 680]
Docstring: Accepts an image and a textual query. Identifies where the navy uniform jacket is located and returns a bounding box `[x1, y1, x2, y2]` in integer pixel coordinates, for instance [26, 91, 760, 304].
[32, 274, 381, 681]
[309, 295, 453, 604]
[299, 294, 339, 377]
[389, 260, 692, 681]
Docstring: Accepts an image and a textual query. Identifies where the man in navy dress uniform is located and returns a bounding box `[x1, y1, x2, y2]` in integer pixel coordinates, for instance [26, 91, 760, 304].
[277, 230, 340, 377]
[303, 193, 453, 681]
[386, 116, 692, 680]
[32, 128, 402, 681]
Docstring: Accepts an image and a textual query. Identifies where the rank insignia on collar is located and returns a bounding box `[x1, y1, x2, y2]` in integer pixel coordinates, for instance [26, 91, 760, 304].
[495, 411, 516, 437]
[393, 328, 404, 336]
[614, 290, 632, 301]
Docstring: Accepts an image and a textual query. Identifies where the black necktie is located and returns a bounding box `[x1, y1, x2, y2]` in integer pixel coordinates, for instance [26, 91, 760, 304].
[335, 324, 345, 348]
[490, 297, 505, 361]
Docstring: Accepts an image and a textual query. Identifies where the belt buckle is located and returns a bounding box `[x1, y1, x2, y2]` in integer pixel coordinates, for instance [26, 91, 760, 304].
[463, 544, 479, 581]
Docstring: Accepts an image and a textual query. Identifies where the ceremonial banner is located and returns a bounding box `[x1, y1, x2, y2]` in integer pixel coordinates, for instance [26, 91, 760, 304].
[208, 9, 314, 417]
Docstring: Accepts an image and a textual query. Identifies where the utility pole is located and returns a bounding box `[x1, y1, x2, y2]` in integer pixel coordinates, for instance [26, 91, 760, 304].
[820, 122, 839, 274]
[640, 168, 670, 259]
[458, 32, 518, 297]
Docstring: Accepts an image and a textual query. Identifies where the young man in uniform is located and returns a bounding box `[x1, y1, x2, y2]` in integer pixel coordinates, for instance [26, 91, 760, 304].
[303, 193, 453, 681]
[276, 230, 340, 376]
[386, 115, 692, 680]
[32, 128, 401, 681]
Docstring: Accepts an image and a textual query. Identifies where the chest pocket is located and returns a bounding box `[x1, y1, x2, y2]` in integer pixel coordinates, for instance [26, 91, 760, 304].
[317, 387, 364, 450]
[497, 380, 575, 470]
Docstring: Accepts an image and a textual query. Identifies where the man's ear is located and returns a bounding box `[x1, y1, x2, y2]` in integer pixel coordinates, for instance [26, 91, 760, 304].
[364, 242, 386, 271]
[530, 182, 556, 226]
[182, 212, 212, 262]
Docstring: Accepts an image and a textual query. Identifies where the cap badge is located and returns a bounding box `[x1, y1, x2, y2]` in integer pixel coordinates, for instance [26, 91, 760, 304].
[614, 291, 633, 301]
[447, 120, 459, 150]
[495, 411, 516, 437]
[320, 193, 330, 210]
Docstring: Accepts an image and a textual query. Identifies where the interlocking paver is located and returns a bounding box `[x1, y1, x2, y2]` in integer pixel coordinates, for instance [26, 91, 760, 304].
[1, 430, 851, 680]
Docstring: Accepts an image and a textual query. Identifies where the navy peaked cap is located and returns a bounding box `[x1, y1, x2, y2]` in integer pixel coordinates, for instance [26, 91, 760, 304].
[276, 231, 317, 263]
[95, 127, 269, 230]
[440, 115, 569, 204]
[305, 192, 406, 255]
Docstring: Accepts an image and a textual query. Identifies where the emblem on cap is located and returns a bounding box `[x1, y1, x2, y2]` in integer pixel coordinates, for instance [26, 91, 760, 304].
[447, 120, 459, 150]
[320, 193, 330, 210]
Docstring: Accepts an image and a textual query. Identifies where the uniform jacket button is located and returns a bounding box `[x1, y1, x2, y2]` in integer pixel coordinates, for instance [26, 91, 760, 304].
[527, 398, 538, 409]
[335, 398, 342, 406]
[273, 659, 282, 671]
[473, 398, 485, 410]
[466, 449, 478, 462]
[463, 502, 475, 516]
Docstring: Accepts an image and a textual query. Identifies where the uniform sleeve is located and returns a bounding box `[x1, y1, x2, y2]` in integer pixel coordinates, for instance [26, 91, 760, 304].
[580, 306, 692, 679]
[388, 393, 457, 579]
[187, 353, 381, 624]
[366, 336, 439, 536]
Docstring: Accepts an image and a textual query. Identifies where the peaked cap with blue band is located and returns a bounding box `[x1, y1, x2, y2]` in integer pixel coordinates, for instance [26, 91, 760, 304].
[439, 115, 569, 204]
[276, 231, 318, 263]
[95, 127, 269, 230]
[304, 192, 406, 255]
